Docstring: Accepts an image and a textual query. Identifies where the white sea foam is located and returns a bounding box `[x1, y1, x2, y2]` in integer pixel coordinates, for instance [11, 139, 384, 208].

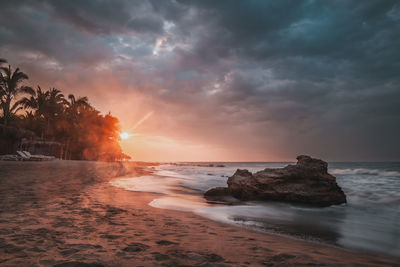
[195, 204, 294, 224]
[111, 173, 210, 212]
[110, 162, 400, 257]
[110, 175, 179, 194]
[155, 169, 190, 179]
[150, 196, 209, 212]
[330, 168, 400, 177]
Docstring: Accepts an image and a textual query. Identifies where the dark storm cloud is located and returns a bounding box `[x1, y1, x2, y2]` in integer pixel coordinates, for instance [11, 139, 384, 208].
[0, 1, 113, 64]
[171, 0, 400, 160]
[0, 0, 399, 160]
[46, 0, 164, 34]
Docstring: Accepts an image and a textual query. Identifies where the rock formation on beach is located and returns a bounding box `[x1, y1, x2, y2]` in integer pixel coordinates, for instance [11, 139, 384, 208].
[204, 155, 347, 207]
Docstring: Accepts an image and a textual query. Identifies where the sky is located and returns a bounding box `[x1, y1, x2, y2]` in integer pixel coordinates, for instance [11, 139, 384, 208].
[0, 0, 399, 162]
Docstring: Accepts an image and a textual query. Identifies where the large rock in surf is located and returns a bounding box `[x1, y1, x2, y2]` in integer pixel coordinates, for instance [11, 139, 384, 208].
[205, 155, 347, 206]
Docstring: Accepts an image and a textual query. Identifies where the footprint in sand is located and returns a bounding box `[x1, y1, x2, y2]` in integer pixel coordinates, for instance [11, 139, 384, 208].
[152, 252, 170, 261]
[156, 240, 178, 246]
[122, 242, 150, 252]
[99, 234, 121, 240]
[52, 262, 105, 267]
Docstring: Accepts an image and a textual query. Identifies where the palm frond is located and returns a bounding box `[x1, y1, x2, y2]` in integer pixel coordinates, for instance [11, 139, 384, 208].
[0, 66, 10, 76]
[20, 86, 35, 96]
[10, 101, 23, 113]
[68, 94, 76, 103]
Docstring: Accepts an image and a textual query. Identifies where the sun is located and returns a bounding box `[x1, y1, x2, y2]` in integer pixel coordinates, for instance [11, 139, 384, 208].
[120, 132, 130, 140]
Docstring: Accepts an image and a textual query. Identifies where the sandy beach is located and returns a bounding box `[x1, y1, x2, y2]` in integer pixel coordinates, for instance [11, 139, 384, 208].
[0, 161, 398, 266]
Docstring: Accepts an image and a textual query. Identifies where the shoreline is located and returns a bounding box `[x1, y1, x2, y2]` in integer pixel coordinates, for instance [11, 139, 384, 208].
[0, 160, 398, 266]
[111, 171, 400, 259]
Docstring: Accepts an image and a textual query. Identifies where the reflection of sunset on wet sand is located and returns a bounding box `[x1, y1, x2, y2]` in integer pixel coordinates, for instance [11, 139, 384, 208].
[1, 1, 399, 266]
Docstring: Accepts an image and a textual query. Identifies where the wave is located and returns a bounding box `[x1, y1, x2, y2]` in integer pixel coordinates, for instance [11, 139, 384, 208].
[155, 169, 190, 179]
[150, 196, 209, 212]
[110, 165, 400, 257]
[330, 168, 400, 177]
[110, 175, 180, 195]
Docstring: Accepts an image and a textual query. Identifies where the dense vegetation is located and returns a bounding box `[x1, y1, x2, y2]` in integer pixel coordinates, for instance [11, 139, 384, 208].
[0, 58, 128, 161]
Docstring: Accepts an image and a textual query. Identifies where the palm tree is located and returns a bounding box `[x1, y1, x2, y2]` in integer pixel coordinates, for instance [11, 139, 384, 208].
[59, 94, 91, 159]
[44, 88, 66, 137]
[0, 65, 33, 125]
[67, 94, 90, 108]
[19, 86, 66, 138]
[65, 94, 90, 120]
[48, 88, 66, 107]
[19, 86, 46, 114]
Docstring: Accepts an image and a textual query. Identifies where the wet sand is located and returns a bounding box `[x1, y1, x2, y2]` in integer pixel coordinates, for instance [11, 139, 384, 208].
[0, 160, 398, 266]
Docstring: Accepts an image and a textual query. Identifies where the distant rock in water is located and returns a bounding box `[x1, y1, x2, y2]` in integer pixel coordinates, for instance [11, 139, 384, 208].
[169, 163, 225, 167]
[204, 155, 347, 207]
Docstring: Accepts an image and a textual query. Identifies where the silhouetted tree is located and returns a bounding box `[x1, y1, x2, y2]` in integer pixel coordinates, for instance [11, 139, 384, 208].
[20, 86, 66, 137]
[66, 94, 90, 118]
[0, 60, 126, 161]
[0, 65, 33, 125]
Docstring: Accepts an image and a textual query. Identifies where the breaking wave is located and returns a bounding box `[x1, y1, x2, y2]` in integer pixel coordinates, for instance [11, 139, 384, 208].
[110, 162, 400, 257]
[330, 168, 400, 176]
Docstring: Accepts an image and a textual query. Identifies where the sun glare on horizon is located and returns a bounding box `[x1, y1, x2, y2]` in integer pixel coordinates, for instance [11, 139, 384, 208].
[120, 132, 130, 140]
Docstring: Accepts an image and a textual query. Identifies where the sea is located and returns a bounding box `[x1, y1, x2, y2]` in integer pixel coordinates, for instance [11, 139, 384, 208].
[110, 162, 400, 257]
